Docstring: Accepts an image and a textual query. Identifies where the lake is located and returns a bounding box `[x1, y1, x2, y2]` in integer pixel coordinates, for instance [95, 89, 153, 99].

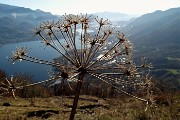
[0, 41, 61, 81]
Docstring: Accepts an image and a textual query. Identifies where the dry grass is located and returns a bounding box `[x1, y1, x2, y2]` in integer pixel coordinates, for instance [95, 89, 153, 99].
[0, 95, 179, 120]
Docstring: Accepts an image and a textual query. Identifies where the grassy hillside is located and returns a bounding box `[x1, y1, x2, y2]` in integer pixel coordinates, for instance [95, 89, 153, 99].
[0, 95, 180, 120]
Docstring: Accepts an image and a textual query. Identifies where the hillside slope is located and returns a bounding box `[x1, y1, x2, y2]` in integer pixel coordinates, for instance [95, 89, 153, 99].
[0, 4, 58, 45]
[122, 8, 180, 87]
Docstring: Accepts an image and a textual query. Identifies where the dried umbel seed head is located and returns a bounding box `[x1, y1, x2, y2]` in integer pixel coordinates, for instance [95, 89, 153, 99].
[40, 21, 54, 30]
[11, 47, 29, 63]
[141, 57, 152, 68]
[79, 14, 91, 24]
[34, 28, 41, 35]
[0, 75, 25, 99]
[90, 40, 96, 46]
[16, 47, 28, 56]
[66, 44, 70, 48]
[117, 33, 126, 42]
[61, 71, 69, 79]
[95, 17, 111, 27]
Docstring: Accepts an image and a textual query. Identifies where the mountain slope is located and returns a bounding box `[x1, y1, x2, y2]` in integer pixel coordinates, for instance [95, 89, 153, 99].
[122, 8, 180, 87]
[0, 4, 58, 45]
[92, 12, 134, 21]
[125, 7, 180, 45]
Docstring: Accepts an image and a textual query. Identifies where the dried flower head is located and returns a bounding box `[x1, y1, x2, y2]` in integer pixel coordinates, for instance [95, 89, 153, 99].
[11, 47, 29, 63]
[0, 75, 24, 99]
[8, 14, 153, 119]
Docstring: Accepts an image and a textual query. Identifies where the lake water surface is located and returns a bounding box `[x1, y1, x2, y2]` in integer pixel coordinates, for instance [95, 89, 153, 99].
[0, 41, 60, 81]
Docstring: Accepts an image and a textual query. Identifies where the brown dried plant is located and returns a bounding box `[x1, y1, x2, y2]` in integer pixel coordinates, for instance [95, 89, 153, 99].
[2, 14, 153, 120]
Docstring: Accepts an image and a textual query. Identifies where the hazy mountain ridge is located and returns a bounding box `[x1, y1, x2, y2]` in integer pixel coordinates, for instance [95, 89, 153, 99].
[0, 4, 136, 45]
[121, 7, 180, 86]
[0, 3, 54, 18]
[0, 3, 58, 44]
[126, 8, 180, 26]
[124, 7, 180, 45]
[92, 12, 136, 21]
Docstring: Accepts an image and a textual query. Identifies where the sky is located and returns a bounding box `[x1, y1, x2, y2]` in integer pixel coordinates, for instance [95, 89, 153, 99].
[0, 0, 179, 15]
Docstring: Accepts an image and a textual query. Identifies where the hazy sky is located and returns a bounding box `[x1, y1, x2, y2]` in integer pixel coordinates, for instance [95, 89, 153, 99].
[0, 0, 179, 15]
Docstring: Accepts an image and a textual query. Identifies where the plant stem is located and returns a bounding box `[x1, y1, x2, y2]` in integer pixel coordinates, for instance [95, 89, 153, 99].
[69, 73, 84, 120]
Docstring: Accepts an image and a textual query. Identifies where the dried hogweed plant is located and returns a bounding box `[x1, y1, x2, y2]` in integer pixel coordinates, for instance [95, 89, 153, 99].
[0, 75, 30, 99]
[1, 14, 153, 120]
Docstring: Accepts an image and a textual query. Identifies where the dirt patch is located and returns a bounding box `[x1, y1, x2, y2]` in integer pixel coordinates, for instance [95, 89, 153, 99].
[27, 110, 59, 119]
[2, 102, 11, 106]
[79, 104, 109, 109]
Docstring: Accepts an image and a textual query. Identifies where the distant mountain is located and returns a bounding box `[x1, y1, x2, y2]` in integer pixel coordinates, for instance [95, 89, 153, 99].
[121, 8, 180, 87]
[0, 3, 58, 45]
[113, 18, 136, 28]
[0, 4, 57, 21]
[124, 7, 180, 45]
[0, 4, 138, 45]
[92, 12, 136, 21]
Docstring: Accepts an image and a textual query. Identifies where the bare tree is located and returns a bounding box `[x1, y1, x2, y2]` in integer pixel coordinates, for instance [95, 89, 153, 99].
[2, 14, 153, 120]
